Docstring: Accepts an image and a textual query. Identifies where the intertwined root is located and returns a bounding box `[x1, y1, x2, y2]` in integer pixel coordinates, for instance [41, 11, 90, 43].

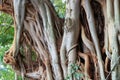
[3, 52, 16, 65]
[3, 46, 16, 65]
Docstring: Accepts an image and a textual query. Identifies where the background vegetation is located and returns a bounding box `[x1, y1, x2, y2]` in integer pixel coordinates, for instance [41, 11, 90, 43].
[0, 12, 15, 80]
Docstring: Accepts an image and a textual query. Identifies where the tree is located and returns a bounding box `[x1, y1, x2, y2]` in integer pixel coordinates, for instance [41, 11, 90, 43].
[0, 0, 120, 80]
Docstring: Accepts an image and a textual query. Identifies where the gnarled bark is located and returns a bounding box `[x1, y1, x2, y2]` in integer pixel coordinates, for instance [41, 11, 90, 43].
[1, 0, 120, 80]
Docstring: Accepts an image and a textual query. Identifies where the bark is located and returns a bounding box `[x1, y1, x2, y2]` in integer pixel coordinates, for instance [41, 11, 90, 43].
[81, 26, 98, 79]
[1, 0, 120, 80]
[60, 0, 80, 79]
[30, 1, 63, 79]
[78, 52, 90, 79]
[82, 0, 105, 79]
[105, 0, 120, 80]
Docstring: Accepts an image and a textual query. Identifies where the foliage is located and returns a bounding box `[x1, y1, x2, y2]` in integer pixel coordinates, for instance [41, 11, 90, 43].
[0, 12, 15, 79]
[65, 63, 84, 80]
[71, 63, 83, 80]
[0, 12, 13, 27]
[51, 0, 65, 18]
[0, 12, 14, 45]
[0, 65, 15, 80]
[0, 44, 11, 63]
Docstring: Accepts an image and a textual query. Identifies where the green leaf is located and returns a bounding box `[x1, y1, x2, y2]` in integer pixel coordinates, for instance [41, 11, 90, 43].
[73, 72, 83, 80]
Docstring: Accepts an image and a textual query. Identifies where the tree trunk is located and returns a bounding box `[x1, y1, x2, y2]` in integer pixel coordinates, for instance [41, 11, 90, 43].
[0, 0, 120, 80]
